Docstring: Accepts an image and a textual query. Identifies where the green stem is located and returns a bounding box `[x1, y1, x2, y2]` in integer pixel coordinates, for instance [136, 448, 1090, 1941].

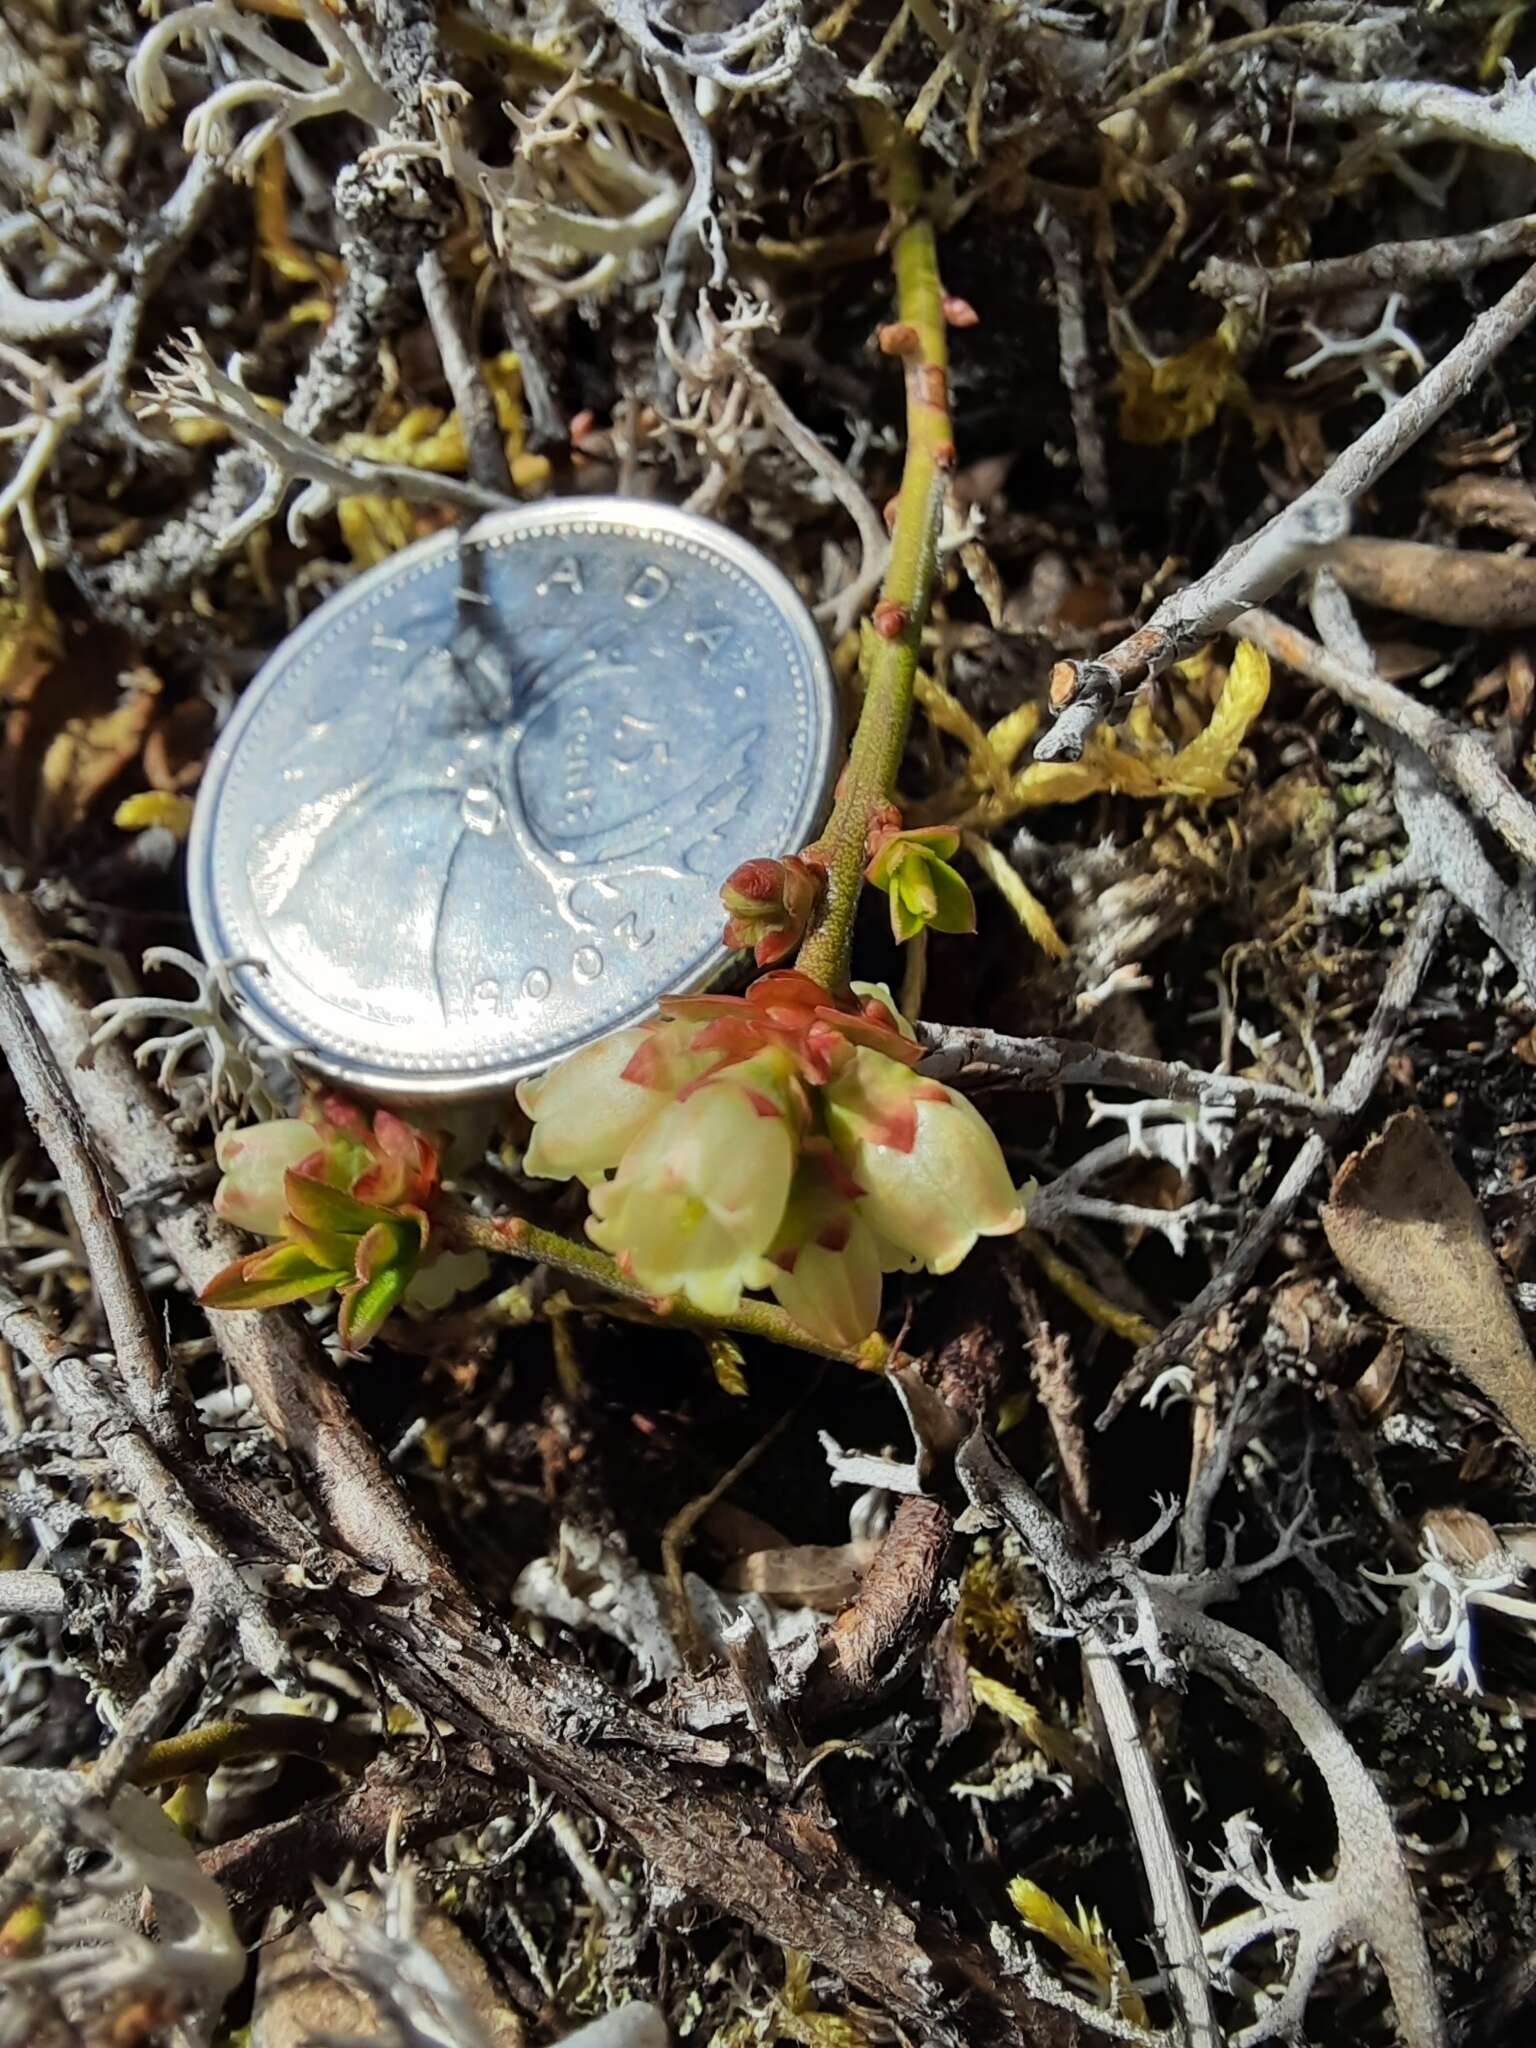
[438, 1198, 887, 1370]
[442, 18, 678, 145]
[796, 111, 954, 993]
[131, 1713, 376, 1788]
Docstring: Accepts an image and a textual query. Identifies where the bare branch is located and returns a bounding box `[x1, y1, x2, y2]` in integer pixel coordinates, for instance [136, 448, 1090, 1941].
[95, 154, 224, 449]
[1037, 494, 1351, 761]
[0, 886, 460, 1596]
[1099, 887, 1450, 1427]
[916, 1021, 1329, 1121]
[417, 246, 513, 496]
[1198, 213, 1536, 307]
[1236, 605, 1536, 874]
[0, 1282, 287, 1680]
[202, 1752, 504, 1919]
[1040, 257, 1536, 757]
[1308, 568, 1536, 989]
[1038, 202, 1115, 549]
[1300, 68, 1536, 167]
[0, 1569, 64, 1617]
[1081, 1634, 1222, 2048]
[0, 952, 170, 1428]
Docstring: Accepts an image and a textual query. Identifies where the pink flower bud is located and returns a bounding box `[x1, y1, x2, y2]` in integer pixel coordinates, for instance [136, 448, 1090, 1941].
[213, 1119, 321, 1239]
[517, 1019, 713, 1187]
[204, 1099, 456, 1351]
[586, 1050, 799, 1314]
[765, 1157, 883, 1348]
[823, 1050, 1027, 1274]
[720, 854, 823, 968]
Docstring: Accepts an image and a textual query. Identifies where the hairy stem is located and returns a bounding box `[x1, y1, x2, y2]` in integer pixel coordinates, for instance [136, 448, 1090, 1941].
[438, 1198, 887, 1369]
[796, 112, 954, 992]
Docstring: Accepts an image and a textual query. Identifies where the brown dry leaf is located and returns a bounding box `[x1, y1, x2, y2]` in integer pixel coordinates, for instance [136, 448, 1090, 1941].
[723, 1539, 877, 1609]
[1351, 1330, 1405, 1422]
[255, 1895, 524, 2048]
[1373, 641, 1442, 683]
[1421, 1505, 1502, 1569]
[0, 580, 59, 705]
[1332, 535, 1536, 630]
[33, 666, 162, 851]
[1269, 1274, 1352, 1375]
[1322, 1109, 1536, 1451]
[1427, 471, 1536, 538]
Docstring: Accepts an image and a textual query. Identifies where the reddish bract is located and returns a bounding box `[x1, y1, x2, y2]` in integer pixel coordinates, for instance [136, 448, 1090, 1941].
[658, 970, 922, 1089]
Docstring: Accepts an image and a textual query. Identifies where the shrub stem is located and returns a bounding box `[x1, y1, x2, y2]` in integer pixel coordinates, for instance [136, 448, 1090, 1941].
[796, 111, 954, 992]
[439, 1198, 887, 1368]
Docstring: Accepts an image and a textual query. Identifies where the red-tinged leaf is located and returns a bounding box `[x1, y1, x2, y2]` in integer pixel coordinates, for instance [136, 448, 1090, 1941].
[829, 1009, 924, 1067]
[284, 1218, 361, 1274]
[655, 968, 926, 1089]
[353, 1109, 439, 1209]
[201, 1241, 347, 1311]
[297, 1095, 373, 1188]
[337, 1257, 413, 1350]
[310, 1091, 372, 1147]
[284, 1169, 394, 1238]
[353, 1218, 398, 1282]
[354, 1212, 415, 1277]
[720, 856, 789, 916]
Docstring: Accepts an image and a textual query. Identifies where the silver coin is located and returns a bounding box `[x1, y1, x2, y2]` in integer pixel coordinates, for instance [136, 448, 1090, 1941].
[188, 498, 839, 1099]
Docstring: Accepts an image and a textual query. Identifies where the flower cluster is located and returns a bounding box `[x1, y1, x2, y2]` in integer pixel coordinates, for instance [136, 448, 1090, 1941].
[517, 972, 1027, 1348]
[203, 1095, 480, 1348]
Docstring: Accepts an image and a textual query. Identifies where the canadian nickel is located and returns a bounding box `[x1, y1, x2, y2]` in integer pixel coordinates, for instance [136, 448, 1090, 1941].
[188, 498, 840, 1099]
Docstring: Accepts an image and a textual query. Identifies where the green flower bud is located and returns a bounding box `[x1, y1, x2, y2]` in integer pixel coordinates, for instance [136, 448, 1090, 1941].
[866, 826, 976, 944]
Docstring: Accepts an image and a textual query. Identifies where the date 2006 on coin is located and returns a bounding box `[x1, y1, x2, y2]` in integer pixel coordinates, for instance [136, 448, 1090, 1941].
[188, 499, 841, 1100]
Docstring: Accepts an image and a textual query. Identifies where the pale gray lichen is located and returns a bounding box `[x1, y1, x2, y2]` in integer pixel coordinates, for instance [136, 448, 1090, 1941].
[87, 944, 288, 1124]
[1364, 1527, 1536, 1695]
[129, 0, 396, 180]
[0, 1769, 242, 2047]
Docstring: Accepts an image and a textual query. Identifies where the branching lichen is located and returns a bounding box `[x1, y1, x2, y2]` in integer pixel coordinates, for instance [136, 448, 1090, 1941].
[0, 1770, 242, 2046]
[87, 944, 287, 1125]
[129, 0, 396, 180]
